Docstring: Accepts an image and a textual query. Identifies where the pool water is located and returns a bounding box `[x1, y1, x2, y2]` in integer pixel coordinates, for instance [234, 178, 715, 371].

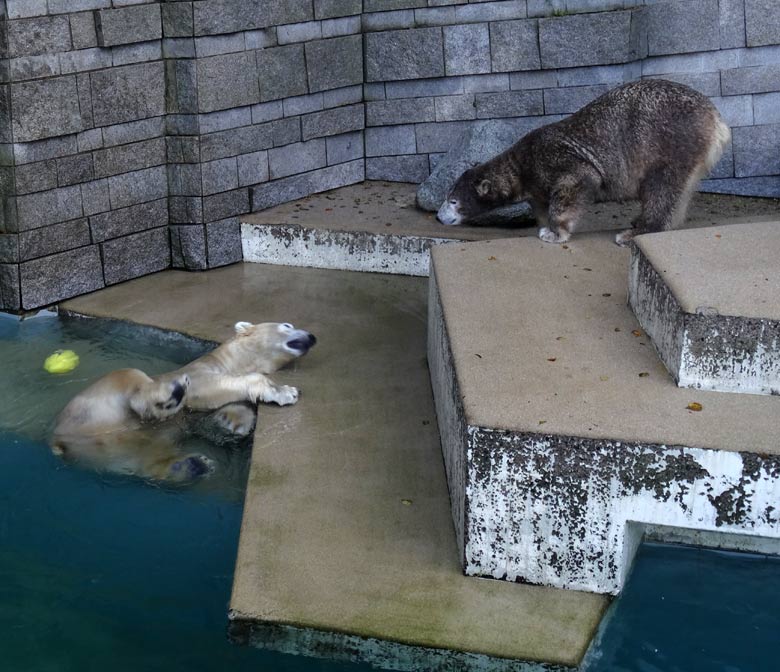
[1, 311, 778, 671]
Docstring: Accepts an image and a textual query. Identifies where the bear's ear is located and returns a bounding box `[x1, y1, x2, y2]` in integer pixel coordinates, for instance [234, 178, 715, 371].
[234, 321, 253, 335]
[475, 179, 492, 198]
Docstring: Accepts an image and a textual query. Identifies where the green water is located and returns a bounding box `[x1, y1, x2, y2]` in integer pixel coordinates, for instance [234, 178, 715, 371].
[1, 312, 778, 671]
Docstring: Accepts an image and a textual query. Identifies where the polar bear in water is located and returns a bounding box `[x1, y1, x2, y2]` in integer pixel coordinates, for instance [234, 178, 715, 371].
[51, 321, 316, 483]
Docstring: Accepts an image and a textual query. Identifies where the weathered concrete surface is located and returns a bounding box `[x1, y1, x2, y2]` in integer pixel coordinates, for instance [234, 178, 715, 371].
[429, 233, 780, 595]
[630, 221, 780, 395]
[242, 181, 780, 276]
[61, 263, 608, 671]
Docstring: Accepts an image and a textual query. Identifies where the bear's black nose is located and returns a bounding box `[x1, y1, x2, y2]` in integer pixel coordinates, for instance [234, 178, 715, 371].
[172, 382, 186, 404]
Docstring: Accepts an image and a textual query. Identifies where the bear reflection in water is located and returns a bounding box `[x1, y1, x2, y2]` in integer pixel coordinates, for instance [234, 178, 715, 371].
[50, 321, 316, 484]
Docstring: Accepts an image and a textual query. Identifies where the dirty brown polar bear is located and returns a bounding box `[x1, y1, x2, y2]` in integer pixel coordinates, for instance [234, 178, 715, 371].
[51, 321, 316, 483]
[438, 79, 731, 246]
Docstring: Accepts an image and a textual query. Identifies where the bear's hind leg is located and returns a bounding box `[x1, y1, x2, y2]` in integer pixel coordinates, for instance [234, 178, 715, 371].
[620, 164, 698, 246]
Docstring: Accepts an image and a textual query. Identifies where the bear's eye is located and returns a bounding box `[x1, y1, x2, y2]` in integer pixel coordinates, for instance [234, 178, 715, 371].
[281, 323, 293, 331]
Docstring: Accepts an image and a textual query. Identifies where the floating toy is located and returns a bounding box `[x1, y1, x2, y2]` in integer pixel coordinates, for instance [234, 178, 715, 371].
[44, 349, 80, 374]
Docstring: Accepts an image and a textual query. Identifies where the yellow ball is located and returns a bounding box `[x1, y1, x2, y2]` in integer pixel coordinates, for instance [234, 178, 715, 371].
[44, 349, 80, 374]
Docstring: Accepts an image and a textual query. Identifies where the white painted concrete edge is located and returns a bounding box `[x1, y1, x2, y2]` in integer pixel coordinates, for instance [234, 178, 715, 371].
[242, 223, 460, 277]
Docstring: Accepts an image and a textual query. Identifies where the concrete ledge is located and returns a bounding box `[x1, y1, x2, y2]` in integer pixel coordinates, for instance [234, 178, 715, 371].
[241, 181, 540, 276]
[629, 221, 780, 396]
[428, 233, 780, 595]
[62, 263, 608, 670]
[241, 222, 447, 276]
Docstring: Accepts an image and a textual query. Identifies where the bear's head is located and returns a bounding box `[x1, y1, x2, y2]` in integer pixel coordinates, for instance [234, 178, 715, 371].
[231, 321, 317, 373]
[437, 164, 517, 226]
[129, 372, 190, 421]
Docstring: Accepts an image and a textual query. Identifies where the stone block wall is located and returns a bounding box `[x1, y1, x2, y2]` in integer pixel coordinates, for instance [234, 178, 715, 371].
[1, 0, 778, 311]
[362, 0, 780, 199]
[0, 0, 366, 311]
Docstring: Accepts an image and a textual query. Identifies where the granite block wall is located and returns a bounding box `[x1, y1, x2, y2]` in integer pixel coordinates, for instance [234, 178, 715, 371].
[0, 0, 366, 310]
[1, 0, 778, 311]
[361, 0, 780, 200]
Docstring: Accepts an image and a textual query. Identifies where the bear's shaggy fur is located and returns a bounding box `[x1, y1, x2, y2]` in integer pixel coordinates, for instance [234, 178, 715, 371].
[437, 79, 731, 246]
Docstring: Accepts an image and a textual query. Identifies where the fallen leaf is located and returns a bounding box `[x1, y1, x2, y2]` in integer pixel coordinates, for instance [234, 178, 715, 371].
[687, 402, 703, 412]
[583, 267, 593, 271]
[614, 327, 621, 332]
[632, 329, 642, 337]
[324, 207, 333, 211]
[556, 336, 565, 341]
[562, 245, 569, 249]
[488, 256, 497, 261]
[539, 420, 547, 425]
[638, 372, 649, 377]
[401, 499, 413, 506]
[547, 357, 557, 362]
[599, 375, 609, 381]
[715, 234, 722, 239]
[602, 293, 612, 297]
[474, 353, 482, 359]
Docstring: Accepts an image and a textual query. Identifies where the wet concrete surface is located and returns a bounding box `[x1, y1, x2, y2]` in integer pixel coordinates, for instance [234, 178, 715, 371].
[61, 263, 608, 668]
[243, 181, 780, 240]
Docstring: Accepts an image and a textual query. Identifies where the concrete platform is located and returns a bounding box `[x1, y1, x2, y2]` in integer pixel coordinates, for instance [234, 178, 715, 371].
[61, 264, 608, 671]
[629, 221, 780, 395]
[428, 233, 780, 595]
[241, 181, 780, 276]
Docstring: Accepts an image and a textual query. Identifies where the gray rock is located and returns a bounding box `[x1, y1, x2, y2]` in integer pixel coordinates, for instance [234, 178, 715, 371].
[366, 156, 429, 183]
[107, 165, 167, 209]
[365, 27, 445, 82]
[745, 0, 780, 47]
[20, 245, 103, 309]
[326, 132, 363, 165]
[11, 76, 83, 143]
[269, 139, 327, 180]
[197, 52, 260, 113]
[315, 0, 362, 20]
[539, 10, 634, 69]
[15, 185, 83, 231]
[206, 218, 243, 267]
[90, 62, 166, 127]
[415, 119, 533, 224]
[305, 35, 363, 93]
[256, 45, 308, 102]
[0, 264, 21, 312]
[93, 137, 166, 179]
[101, 227, 170, 286]
[646, 0, 719, 56]
[444, 23, 490, 76]
[162, 2, 195, 38]
[202, 188, 250, 222]
[301, 104, 364, 141]
[95, 4, 161, 47]
[15, 160, 57, 195]
[18, 218, 91, 261]
[89, 198, 168, 242]
[171, 224, 208, 270]
[7, 16, 72, 57]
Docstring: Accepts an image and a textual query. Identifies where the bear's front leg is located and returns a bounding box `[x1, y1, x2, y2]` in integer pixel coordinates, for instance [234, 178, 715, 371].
[185, 373, 298, 411]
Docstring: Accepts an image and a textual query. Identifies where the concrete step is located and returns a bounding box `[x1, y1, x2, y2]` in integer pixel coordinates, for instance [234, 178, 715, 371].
[61, 264, 608, 672]
[241, 181, 780, 277]
[629, 221, 780, 396]
[428, 232, 780, 595]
